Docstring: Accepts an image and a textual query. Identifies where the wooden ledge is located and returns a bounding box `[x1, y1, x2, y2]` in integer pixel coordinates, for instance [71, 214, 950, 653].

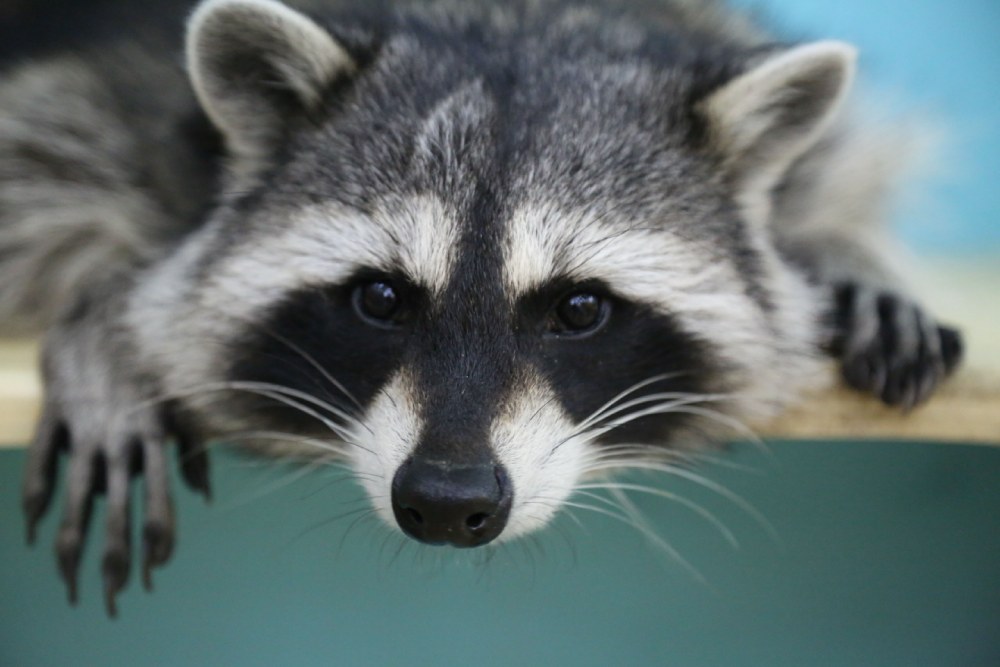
[0, 339, 40, 448]
[759, 368, 1000, 444]
[1, 259, 997, 448]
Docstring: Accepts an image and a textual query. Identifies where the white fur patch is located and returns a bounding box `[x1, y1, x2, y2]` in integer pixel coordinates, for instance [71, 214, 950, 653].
[187, 0, 355, 163]
[351, 369, 424, 527]
[130, 195, 460, 402]
[489, 370, 591, 541]
[703, 41, 857, 226]
[349, 364, 592, 542]
[503, 201, 830, 420]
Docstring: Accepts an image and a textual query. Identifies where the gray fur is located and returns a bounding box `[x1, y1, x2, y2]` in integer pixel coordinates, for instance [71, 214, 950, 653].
[1, 0, 962, 613]
[0, 43, 215, 334]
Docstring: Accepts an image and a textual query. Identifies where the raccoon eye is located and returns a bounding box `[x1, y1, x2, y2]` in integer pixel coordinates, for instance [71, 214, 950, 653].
[354, 280, 401, 323]
[551, 293, 608, 335]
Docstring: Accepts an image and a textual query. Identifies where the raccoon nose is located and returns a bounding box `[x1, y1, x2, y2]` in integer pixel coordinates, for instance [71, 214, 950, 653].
[391, 458, 512, 547]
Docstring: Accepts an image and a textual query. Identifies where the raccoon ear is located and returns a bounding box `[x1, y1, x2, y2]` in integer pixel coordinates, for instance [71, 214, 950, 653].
[186, 0, 354, 161]
[701, 41, 856, 209]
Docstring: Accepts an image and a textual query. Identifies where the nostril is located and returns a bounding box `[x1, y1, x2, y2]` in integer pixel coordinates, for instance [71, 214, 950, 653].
[465, 512, 489, 531]
[391, 458, 513, 546]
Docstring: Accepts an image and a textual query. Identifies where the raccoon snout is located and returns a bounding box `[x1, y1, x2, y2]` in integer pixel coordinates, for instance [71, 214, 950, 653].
[391, 458, 512, 547]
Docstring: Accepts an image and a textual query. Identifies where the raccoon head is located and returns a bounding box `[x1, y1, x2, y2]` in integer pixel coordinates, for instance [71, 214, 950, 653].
[134, 0, 853, 546]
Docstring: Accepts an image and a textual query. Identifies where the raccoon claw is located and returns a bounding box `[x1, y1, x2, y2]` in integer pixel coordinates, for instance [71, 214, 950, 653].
[28, 411, 187, 615]
[22, 410, 67, 546]
[831, 283, 963, 409]
[174, 428, 212, 501]
[22, 326, 207, 615]
[140, 437, 177, 592]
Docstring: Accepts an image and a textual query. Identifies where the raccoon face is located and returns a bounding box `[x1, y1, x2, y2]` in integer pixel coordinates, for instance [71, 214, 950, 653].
[135, 0, 852, 546]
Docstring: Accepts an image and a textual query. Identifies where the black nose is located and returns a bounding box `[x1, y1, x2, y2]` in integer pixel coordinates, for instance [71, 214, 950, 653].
[391, 458, 512, 547]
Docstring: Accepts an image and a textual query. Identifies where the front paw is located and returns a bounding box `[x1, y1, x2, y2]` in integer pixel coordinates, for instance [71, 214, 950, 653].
[21, 321, 210, 616]
[829, 283, 963, 409]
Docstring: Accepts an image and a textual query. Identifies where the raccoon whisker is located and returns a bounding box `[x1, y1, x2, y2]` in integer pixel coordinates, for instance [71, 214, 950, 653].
[129, 379, 369, 439]
[556, 499, 637, 528]
[583, 446, 764, 475]
[216, 457, 331, 513]
[545, 395, 711, 463]
[386, 530, 412, 570]
[223, 380, 370, 436]
[574, 397, 765, 463]
[141, 380, 376, 453]
[214, 429, 354, 459]
[582, 457, 778, 543]
[652, 405, 770, 458]
[579, 445, 676, 465]
[219, 384, 363, 446]
[289, 505, 379, 549]
[575, 484, 738, 548]
[123, 382, 368, 461]
[376, 384, 399, 410]
[213, 308, 365, 412]
[572, 372, 689, 434]
[606, 485, 709, 584]
[523, 394, 561, 428]
[558, 498, 705, 584]
[294, 476, 380, 504]
[255, 331, 364, 412]
[602, 394, 727, 427]
[557, 508, 586, 530]
[337, 509, 380, 557]
[583, 391, 732, 432]
[521, 496, 587, 531]
[142, 325, 362, 421]
[551, 520, 581, 566]
[667, 450, 765, 475]
[573, 395, 727, 444]
[476, 542, 502, 573]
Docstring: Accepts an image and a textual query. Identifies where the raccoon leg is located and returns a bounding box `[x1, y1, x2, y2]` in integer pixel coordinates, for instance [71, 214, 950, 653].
[1, 48, 217, 610]
[774, 210, 965, 409]
[775, 224, 964, 408]
[827, 282, 963, 409]
[771, 126, 964, 409]
[22, 286, 210, 617]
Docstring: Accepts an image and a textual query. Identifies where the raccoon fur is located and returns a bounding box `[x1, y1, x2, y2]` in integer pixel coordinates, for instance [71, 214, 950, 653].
[2, 0, 963, 615]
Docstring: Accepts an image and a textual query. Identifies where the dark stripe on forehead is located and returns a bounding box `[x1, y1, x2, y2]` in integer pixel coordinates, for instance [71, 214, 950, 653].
[408, 67, 522, 464]
[409, 179, 516, 465]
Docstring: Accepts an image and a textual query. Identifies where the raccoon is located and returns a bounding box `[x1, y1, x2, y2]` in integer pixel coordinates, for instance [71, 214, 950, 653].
[3, 0, 962, 615]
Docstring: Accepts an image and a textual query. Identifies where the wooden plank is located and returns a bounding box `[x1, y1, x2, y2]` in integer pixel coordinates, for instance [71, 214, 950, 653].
[0, 339, 40, 447]
[759, 367, 1000, 444]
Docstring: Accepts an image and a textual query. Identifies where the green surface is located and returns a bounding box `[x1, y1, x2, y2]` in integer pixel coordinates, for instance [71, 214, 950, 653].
[2, 442, 998, 666]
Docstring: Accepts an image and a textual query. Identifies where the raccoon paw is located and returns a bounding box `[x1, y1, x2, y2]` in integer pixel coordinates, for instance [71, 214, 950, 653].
[21, 331, 210, 617]
[829, 283, 963, 410]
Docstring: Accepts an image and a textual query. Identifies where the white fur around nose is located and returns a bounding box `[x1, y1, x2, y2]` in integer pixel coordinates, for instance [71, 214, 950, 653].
[351, 366, 593, 541]
[352, 369, 424, 527]
[489, 373, 591, 541]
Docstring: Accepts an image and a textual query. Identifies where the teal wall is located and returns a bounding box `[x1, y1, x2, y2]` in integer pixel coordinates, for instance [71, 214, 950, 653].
[2, 1, 999, 665]
[2, 443, 999, 666]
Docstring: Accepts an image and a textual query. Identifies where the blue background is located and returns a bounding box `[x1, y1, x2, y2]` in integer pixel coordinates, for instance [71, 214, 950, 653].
[737, 0, 1000, 256]
[1, 1, 999, 665]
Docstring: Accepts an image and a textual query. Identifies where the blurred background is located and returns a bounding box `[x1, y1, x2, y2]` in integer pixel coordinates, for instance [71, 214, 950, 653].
[1, 1, 998, 665]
